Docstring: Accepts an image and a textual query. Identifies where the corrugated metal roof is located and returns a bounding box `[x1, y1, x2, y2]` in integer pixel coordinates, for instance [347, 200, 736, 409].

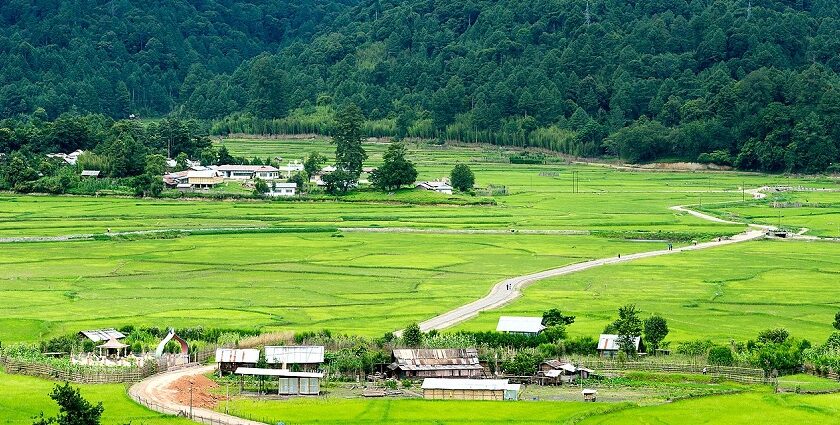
[215, 348, 259, 364]
[79, 329, 125, 342]
[496, 316, 545, 333]
[234, 367, 323, 378]
[265, 346, 325, 364]
[597, 334, 641, 351]
[391, 349, 480, 371]
[217, 165, 279, 172]
[422, 378, 512, 391]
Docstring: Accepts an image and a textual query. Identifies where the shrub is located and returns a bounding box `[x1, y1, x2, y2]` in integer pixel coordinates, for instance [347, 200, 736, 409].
[708, 346, 734, 366]
[565, 336, 598, 356]
[675, 339, 714, 356]
[697, 150, 733, 166]
[757, 328, 790, 344]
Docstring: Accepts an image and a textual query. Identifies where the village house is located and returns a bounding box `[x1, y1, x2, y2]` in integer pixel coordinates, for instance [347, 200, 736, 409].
[186, 170, 223, 189]
[416, 181, 453, 194]
[78, 328, 125, 343]
[388, 348, 484, 379]
[496, 316, 545, 336]
[597, 334, 643, 357]
[278, 161, 304, 179]
[539, 360, 593, 384]
[218, 164, 280, 180]
[266, 182, 298, 197]
[421, 378, 520, 400]
[264, 346, 324, 371]
[47, 149, 85, 165]
[215, 348, 260, 375]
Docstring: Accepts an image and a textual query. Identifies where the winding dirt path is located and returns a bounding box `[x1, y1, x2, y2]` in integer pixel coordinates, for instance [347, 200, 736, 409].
[128, 365, 265, 425]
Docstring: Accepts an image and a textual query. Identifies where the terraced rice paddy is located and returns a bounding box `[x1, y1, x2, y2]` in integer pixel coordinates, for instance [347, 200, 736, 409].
[0, 231, 655, 342]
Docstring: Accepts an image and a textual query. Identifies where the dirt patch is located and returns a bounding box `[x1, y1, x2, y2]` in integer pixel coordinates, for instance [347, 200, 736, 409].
[167, 374, 225, 409]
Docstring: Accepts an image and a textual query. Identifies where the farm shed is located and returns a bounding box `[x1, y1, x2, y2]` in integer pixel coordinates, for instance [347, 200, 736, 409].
[388, 349, 484, 379]
[421, 378, 520, 401]
[539, 360, 593, 384]
[496, 316, 545, 335]
[186, 170, 222, 189]
[597, 334, 643, 357]
[78, 329, 125, 343]
[264, 346, 324, 371]
[234, 367, 323, 395]
[215, 348, 259, 374]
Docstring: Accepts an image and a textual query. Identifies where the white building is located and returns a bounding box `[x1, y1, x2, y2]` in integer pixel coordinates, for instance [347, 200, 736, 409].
[266, 182, 298, 197]
[597, 334, 643, 357]
[496, 316, 546, 336]
[47, 149, 85, 165]
[218, 165, 280, 180]
[264, 346, 324, 371]
[278, 161, 305, 178]
[416, 181, 453, 194]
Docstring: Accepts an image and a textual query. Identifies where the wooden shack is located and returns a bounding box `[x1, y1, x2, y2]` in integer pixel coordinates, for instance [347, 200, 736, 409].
[422, 378, 520, 400]
[388, 348, 484, 379]
[215, 348, 259, 374]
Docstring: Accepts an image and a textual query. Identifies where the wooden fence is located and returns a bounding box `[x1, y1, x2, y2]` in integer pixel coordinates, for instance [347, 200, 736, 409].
[0, 344, 225, 384]
[564, 357, 771, 385]
[0, 356, 156, 384]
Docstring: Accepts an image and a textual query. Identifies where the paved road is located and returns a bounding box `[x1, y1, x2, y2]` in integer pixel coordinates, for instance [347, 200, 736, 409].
[414, 228, 768, 332]
[128, 365, 266, 425]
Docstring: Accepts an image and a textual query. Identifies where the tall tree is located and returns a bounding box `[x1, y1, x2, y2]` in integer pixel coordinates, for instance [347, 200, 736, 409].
[643, 315, 669, 354]
[332, 103, 367, 179]
[612, 304, 643, 355]
[369, 142, 417, 191]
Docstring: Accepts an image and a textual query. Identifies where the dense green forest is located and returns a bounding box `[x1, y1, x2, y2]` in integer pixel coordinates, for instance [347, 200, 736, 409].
[1, 0, 839, 172]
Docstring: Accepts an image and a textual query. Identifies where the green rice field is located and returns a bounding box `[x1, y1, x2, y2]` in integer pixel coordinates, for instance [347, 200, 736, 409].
[0, 370, 189, 425]
[222, 389, 840, 425]
[0, 231, 655, 342]
[455, 239, 840, 342]
[706, 190, 840, 237]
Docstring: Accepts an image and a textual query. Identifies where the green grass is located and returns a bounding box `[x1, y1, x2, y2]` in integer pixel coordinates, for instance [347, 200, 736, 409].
[579, 390, 840, 424]
[454, 240, 840, 343]
[0, 231, 655, 342]
[777, 374, 840, 392]
[220, 389, 840, 425]
[0, 370, 189, 425]
[223, 397, 621, 425]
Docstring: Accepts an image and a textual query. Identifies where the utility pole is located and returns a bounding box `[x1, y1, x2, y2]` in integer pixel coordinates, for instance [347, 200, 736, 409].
[585, 1, 591, 26]
[189, 379, 194, 418]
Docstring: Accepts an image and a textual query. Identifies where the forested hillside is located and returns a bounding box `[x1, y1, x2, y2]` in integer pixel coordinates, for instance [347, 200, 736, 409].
[1, 0, 839, 172]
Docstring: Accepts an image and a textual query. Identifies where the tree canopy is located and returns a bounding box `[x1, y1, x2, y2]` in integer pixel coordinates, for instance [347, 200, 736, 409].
[1, 1, 839, 172]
